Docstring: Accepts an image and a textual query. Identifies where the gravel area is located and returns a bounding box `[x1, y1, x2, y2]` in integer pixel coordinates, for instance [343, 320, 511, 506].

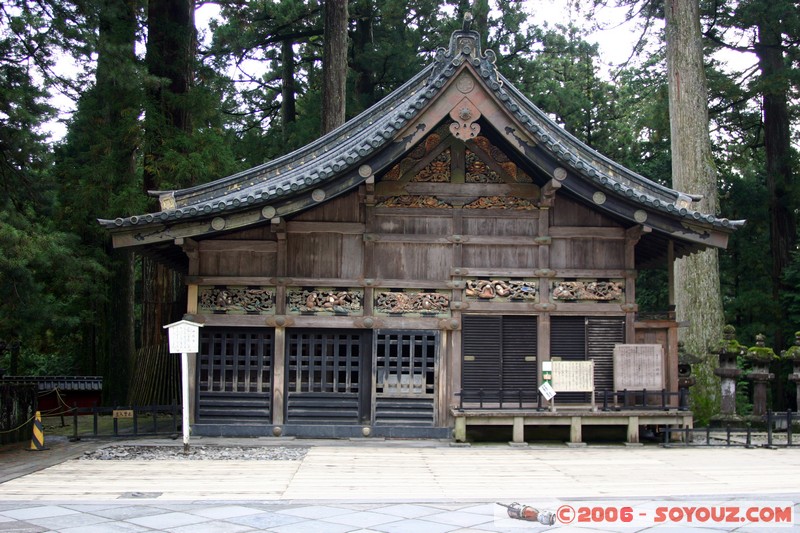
[81, 445, 309, 461]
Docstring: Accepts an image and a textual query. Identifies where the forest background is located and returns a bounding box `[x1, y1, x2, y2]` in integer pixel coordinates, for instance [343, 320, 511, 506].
[1, 0, 798, 422]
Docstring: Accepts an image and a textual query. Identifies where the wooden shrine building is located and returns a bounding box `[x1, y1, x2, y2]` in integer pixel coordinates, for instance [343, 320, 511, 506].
[101, 24, 741, 443]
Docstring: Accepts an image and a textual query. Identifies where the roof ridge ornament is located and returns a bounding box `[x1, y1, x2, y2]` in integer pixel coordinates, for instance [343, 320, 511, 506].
[429, 13, 502, 90]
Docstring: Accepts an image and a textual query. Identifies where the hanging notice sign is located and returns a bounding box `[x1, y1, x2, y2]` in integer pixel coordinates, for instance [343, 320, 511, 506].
[540, 361, 556, 400]
[539, 381, 556, 401]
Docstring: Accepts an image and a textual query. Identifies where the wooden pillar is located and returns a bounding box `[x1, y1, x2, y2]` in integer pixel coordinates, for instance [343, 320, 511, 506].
[439, 330, 450, 426]
[625, 226, 649, 341]
[272, 327, 286, 425]
[668, 240, 675, 307]
[537, 183, 556, 408]
[182, 233, 199, 422]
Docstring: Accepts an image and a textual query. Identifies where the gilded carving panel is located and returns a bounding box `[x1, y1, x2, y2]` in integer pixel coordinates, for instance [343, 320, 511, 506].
[286, 288, 364, 315]
[198, 286, 276, 314]
[374, 290, 451, 317]
[464, 279, 538, 301]
[551, 280, 624, 302]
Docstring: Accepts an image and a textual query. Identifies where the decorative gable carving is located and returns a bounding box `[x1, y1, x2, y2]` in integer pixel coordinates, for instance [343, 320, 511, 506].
[449, 97, 481, 140]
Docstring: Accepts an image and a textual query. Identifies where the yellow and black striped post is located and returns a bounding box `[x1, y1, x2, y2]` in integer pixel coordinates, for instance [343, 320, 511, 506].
[29, 411, 46, 451]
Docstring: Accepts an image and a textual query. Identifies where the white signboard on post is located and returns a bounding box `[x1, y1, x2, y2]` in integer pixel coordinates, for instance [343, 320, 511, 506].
[165, 320, 201, 354]
[163, 320, 203, 453]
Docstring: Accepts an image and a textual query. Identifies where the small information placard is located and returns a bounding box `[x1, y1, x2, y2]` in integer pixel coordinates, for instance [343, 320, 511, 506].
[539, 381, 556, 401]
[113, 410, 134, 419]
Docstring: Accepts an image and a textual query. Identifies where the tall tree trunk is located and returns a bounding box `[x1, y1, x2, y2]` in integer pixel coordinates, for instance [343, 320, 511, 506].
[141, 0, 196, 351]
[756, 16, 794, 350]
[351, 0, 375, 110]
[321, 0, 348, 134]
[281, 38, 297, 140]
[665, 0, 724, 420]
[143, 0, 195, 192]
[107, 249, 136, 404]
[95, 0, 139, 404]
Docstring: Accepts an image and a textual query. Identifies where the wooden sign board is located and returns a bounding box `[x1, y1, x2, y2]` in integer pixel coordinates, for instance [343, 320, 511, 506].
[113, 410, 134, 419]
[551, 361, 594, 392]
[613, 344, 664, 390]
[163, 320, 203, 354]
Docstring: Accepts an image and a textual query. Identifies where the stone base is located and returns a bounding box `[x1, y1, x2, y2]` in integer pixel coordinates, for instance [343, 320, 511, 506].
[709, 414, 747, 428]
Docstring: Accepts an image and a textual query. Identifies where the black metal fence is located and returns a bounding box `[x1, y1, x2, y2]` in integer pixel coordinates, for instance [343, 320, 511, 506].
[458, 388, 689, 411]
[64, 404, 180, 440]
[662, 410, 800, 448]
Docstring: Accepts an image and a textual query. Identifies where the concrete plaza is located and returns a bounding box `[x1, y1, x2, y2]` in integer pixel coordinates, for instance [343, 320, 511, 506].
[1, 437, 799, 531]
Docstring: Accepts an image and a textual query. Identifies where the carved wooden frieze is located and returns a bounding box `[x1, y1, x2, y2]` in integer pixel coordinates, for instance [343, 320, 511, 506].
[463, 196, 536, 210]
[376, 195, 453, 208]
[465, 150, 502, 183]
[411, 150, 450, 182]
[287, 288, 363, 315]
[383, 125, 450, 181]
[198, 286, 276, 315]
[468, 137, 533, 183]
[375, 290, 451, 317]
[465, 279, 538, 301]
[551, 280, 624, 301]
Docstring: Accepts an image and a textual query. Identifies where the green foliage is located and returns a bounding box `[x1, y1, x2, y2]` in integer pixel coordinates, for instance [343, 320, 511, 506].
[781, 253, 800, 339]
[0, 346, 76, 376]
[0, 193, 106, 371]
[635, 267, 669, 313]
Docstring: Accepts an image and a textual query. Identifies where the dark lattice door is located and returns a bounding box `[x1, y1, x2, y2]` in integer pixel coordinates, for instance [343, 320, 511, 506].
[197, 328, 273, 423]
[285, 330, 371, 424]
[373, 330, 438, 426]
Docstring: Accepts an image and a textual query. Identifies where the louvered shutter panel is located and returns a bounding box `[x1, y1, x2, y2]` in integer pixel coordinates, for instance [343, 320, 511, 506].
[462, 315, 502, 390]
[501, 316, 537, 391]
[550, 316, 586, 360]
[550, 316, 587, 402]
[587, 317, 625, 394]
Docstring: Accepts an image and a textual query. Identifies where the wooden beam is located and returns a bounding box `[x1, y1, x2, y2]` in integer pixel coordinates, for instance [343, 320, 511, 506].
[286, 222, 365, 234]
[549, 227, 627, 239]
[198, 240, 278, 253]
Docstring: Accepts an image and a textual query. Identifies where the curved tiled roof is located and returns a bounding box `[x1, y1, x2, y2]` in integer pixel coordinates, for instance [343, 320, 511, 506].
[99, 26, 742, 236]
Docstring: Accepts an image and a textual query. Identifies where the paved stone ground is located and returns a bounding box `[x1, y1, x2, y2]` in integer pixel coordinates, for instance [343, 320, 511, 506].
[1, 437, 800, 532]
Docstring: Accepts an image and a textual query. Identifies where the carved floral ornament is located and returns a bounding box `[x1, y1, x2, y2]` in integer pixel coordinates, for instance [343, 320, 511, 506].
[375, 291, 450, 315]
[198, 286, 275, 314]
[551, 280, 624, 301]
[287, 289, 363, 315]
[465, 279, 538, 301]
[381, 127, 532, 184]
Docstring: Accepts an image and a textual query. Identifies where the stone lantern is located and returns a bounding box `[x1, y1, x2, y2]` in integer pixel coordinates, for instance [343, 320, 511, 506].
[677, 341, 702, 409]
[712, 324, 744, 419]
[781, 331, 800, 413]
[744, 333, 775, 417]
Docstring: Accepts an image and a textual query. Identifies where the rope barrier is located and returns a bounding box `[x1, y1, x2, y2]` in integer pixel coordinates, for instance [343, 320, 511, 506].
[0, 414, 36, 434]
